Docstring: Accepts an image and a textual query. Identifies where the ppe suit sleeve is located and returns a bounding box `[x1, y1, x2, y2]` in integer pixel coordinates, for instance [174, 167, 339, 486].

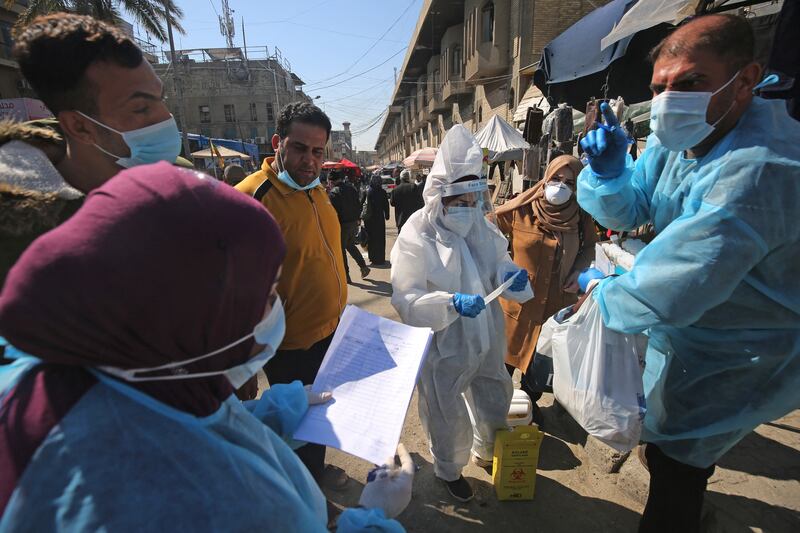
[336, 508, 405, 533]
[496, 256, 533, 303]
[243, 381, 308, 441]
[594, 200, 769, 334]
[390, 234, 459, 332]
[577, 147, 660, 231]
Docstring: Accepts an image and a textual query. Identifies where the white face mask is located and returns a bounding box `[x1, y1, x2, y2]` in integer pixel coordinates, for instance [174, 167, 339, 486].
[99, 296, 286, 389]
[544, 181, 572, 205]
[442, 206, 476, 237]
[649, 71, 739, 152]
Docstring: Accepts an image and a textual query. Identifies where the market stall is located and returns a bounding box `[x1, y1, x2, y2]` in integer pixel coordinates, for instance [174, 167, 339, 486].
[475, 115, 530, 163]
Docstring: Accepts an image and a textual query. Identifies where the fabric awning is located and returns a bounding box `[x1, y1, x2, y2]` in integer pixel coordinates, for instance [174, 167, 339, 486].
[538, 0, 638, 85]
[601, 0, 700, 50]
[533, 0, 672, 109]
[474, 115, 530, 163]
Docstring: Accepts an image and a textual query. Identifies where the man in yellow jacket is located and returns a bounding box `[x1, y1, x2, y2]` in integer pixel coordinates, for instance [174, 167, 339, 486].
[236, 102, 347, 483]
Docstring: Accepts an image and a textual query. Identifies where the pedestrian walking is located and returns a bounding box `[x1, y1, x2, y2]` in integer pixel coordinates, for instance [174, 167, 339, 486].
[328, 170, 370, 283]
[363, 174, 390, 266]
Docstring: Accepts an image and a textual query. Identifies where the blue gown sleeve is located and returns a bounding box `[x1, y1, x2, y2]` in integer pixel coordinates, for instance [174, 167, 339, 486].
[337, 508, 405, 533]
[577, 149, 659, 232]
[593, 190, 771, 335]
[243, 380, 308, 441]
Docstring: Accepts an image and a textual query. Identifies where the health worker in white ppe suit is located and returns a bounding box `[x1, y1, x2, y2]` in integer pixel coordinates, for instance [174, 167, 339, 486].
[390, 125, 533, 502]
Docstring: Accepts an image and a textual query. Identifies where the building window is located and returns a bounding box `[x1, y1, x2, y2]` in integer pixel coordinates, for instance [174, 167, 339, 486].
[266, 102, 275, 122]
[198, 105, 210, 123]
[478, 105, 483, 123]
[452, 46, 462, 78]
[481, 2, 494, 44]
[224, 104, 236, 122]
[249, 102, 258, 121]
[0, 21, 13, 60]
[508, 88, 515, 108]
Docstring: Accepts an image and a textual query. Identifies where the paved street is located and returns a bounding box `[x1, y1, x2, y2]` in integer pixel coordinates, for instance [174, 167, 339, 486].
[299, 209, 800, 532]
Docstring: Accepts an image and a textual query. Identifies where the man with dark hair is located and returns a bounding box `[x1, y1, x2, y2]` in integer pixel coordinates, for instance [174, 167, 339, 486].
[328, 170, 370, 284]
[236, 102, 347, 487]
[578, 14, 800, 532]
[13, 13, 180, 193]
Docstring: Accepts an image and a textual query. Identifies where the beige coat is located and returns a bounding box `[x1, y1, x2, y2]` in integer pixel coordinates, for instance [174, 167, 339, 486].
[497, 204, 597, 371]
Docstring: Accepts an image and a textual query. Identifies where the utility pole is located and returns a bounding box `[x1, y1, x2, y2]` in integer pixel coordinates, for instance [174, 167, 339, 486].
[165, 1, 192, 162]
[241, 16, 248, 61]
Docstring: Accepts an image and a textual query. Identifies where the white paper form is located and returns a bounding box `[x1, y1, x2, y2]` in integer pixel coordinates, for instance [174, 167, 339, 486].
[484, 274, 517, 304]
[293, 305, 433, 465]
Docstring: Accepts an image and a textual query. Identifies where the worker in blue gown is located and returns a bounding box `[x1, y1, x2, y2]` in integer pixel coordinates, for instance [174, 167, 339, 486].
[0, 163, 412, 532]
[577, 14, 800, 533]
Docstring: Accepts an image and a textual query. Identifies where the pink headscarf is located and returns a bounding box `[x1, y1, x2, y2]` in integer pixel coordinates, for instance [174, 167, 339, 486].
[0, 162, 285, 416]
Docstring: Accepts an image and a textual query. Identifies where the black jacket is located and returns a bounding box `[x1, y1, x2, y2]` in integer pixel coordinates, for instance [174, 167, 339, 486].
[329, 181, 362, 224]
[390, 181, 422, 229]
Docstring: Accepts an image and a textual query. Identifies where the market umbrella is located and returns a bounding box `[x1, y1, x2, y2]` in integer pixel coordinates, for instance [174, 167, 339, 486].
[402, 147, 438, 168]
[191, 146, 251, 160]
[474, 115, 530, 162]
[337, 158, 362, 176]
[533, 0, 672, 109]
[322, 161, 344, 169]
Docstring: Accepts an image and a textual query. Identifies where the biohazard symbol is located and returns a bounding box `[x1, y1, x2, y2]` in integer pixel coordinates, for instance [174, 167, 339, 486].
[510, 468, 526, 481]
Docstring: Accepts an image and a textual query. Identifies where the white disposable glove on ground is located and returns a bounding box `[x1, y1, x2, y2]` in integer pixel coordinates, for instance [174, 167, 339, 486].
[358, 443, 415, 518]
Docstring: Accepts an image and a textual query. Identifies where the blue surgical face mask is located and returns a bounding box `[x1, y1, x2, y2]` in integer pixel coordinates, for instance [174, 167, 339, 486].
[275, 142, 320, 190]
[649, 71, 739, 152]
[99, 296, 286, 389]
[77, 111, 182, 169]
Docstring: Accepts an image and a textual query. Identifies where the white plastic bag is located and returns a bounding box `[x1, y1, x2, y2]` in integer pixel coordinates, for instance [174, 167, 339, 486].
[545, 296, 647, 452]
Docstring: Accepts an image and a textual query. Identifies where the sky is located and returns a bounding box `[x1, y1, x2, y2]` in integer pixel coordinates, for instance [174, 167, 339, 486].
[126, 0, 422, 151]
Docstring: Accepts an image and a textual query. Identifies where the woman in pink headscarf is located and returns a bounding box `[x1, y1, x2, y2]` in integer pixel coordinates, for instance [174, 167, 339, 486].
[0, 163, 410, 532]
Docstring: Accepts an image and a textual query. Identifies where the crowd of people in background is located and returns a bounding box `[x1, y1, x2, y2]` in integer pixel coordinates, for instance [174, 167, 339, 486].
[0, 10, 798, 533]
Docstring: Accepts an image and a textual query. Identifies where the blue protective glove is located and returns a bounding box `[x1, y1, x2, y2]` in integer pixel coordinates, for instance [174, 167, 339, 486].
[453, 293, 486, 317]
[245, 381, 332, 446]
[503, 269, 528, 292]
[579, 102, 629, 178]
[578, 268, 605, 293]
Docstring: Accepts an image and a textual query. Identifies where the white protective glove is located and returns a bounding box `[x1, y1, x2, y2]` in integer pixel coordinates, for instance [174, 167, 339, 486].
[304, 384, 333, 405]
[358, 443, 415, 518]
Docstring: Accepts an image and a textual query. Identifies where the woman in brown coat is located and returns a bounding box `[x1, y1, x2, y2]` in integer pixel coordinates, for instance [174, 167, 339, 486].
[496, 155, 597, 398]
